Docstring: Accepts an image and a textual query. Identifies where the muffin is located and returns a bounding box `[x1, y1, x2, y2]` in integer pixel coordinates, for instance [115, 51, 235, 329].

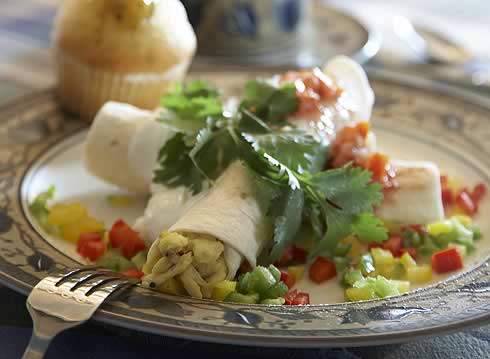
[51, 0, 197, 120]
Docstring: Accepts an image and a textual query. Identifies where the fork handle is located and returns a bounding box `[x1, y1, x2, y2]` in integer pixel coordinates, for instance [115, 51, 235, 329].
[22, 331, 52, 359]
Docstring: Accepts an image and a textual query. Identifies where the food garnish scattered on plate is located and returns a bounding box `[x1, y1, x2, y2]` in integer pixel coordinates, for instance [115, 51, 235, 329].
[29, 56, 486, 305]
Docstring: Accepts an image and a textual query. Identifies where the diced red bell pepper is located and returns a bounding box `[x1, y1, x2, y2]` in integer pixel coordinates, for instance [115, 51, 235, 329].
[274, 246, 294, 267]
[382, 235, 403, 257]
[77, 232, 105, 262]
[400, 247, 418, 260]
[283, 289, 310, 305]
[309, 257, 337, 283]
[109, 219, 146, 259]
[280, 270, 296, 289]
[432, 248, 463, 274]
[441, 188, 454, 207]
[291, 292, 310, 305]
[284, 289, 298, 305]
[291, 246, 307, 263]
[120, 269, 145, 279]
[471, 183, 486, 203]
[455, 190, 476, 216]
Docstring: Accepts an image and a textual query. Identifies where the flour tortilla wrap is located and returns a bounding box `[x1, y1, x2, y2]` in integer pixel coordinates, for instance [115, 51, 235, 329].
[170, 161, 272, 275]
[141, 161, 272, 298]
[376, 160, 444, 224]
[84, 101, 174, 193]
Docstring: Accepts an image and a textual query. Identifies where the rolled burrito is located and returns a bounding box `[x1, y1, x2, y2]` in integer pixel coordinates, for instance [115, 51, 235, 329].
[142, 161, 272, 298]
[84, 101, 175, 193]
[376, 160, 444, 224]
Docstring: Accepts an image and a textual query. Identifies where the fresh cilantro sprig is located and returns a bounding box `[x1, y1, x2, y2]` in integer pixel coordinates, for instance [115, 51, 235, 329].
[159, 80, 224, 136]
[235, 133, 384, 260]
[154, 80, 387, 262]
[240, 80, 299, 124]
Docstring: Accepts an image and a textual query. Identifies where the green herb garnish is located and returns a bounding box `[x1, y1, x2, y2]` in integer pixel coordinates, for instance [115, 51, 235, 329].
[154, 80, 386, 263]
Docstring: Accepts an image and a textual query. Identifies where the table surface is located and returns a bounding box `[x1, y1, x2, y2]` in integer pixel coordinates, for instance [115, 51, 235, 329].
[1, 1, 489, 358]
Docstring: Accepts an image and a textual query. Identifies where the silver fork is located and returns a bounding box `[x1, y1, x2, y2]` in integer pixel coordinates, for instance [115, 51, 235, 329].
[22, 267, 139, 359]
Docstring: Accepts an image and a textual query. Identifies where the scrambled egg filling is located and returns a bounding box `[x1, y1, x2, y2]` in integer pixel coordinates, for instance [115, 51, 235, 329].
[142, 231, 227, 298]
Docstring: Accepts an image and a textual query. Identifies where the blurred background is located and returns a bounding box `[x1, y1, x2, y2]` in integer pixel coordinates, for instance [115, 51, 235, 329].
[0, 0, 489, 102]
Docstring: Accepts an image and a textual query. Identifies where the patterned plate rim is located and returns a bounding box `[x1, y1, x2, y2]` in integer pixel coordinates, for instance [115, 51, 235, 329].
[0, 69, 489, 348]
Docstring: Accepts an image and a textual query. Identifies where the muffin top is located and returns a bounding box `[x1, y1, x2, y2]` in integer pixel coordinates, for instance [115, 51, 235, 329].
[52, 0, 197, 73]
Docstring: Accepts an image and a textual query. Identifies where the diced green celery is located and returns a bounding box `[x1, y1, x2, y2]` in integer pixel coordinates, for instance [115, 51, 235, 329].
[268, 265, 281, 283]
[262, 282, 288, 299]
[29, 186, 56, 232]
[343, 269, 364, 286]
[419, 235, 440, 256]
[427, 220, 453, 236]
[260, 297, 286, 305]
[400, 252, 416, 270]
[371, 248, 394, 267]
[470, 225, 482, 240]
[391, 280, 410, 293]
[334, 256, 350, 273]
[96, 251, 133, 272]
[224, 292, 259, 304]
[374, 276, 400, 297]
[335, 243, 352, 257]
[358, 253, 375, 275]
[403, 229, 421, 248]
[131, 251, 147, 271]
[249, 266, 277, 294]
[452, 218, 475, 252]
[353, 276, 400, 298]
[433, 231, 457, 248]
[236, 272, 252, 294]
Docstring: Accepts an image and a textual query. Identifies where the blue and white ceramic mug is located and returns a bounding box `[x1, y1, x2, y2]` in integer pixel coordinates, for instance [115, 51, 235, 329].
[181, 0, 309, 56]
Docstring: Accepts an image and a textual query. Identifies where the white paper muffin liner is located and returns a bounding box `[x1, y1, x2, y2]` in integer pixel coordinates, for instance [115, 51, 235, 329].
[55, 51, 190, 120]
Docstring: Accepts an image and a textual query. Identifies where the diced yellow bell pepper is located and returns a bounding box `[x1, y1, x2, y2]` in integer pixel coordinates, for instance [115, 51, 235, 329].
[48, 203, 87, 226]
[407, 265, 432, 283]
[59, 216, 104, 242]
[342, 236, 365, 258]
[400, 252, 417, 270]
[345, 287, 374, 302]
[211, 280, 237, 301]
[449, 244, 467, 258]
[427, 220, 453, 236]
[452, 215, 472, 227]
[60, 222, 83, 242]
[371, 248, 395, 267]
[378, 262, 405, 280]
[391, 280, 410, 293]
[79, 216, 104, 234]
[287, 265, 305, 282]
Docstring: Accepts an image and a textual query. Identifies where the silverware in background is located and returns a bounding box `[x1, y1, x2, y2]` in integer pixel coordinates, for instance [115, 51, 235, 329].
[389, 16, 490, 93]
[22, 268, 139, 359]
